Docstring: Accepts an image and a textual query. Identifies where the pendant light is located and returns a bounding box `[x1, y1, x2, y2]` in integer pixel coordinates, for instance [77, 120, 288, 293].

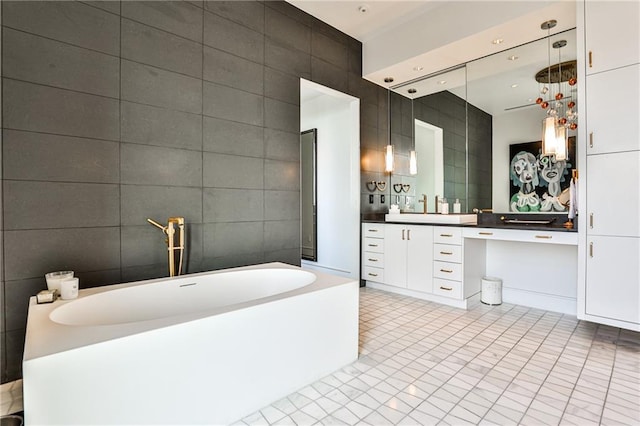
[408, 89, 418, 175]
[384, 77, 394, 173]
[538, 20, 575, 160]
[540, 20, 557, 158]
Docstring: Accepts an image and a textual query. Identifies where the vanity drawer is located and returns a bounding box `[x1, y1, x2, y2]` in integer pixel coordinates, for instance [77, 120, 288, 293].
[433, 260, 463, 281]
[364, 252, 384, 267]
[363, 266, 384, 283]
[434, 227, 463, 245]
[433, 243, 463, 263]
[363, 224, 384, 237]
[364, 237, 384, 253]
[433, 278, 463, 299]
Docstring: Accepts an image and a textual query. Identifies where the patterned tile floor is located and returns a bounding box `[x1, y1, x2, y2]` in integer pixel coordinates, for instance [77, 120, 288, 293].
[239, 287, 640, 425]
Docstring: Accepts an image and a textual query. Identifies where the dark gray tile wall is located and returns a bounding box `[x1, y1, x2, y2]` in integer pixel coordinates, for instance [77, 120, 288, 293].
[1, 0, 383, 383]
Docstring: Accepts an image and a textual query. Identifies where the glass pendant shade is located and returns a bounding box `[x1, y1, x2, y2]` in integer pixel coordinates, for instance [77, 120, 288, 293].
[542, 117, 558, 156]
[541, 117, 567, 160]
[409, 150, 418, 175]
[384, 144, 394, 172]
[554, 125, 567, 161]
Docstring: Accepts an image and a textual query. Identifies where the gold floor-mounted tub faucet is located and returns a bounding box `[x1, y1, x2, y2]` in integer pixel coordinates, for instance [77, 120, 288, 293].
[147, 217, 186, 277]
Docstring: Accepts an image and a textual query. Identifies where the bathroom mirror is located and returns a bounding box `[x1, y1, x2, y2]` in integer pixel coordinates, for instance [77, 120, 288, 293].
[390, 65, 492, 214]
[301, 129, 317, 261]
[466, 28, 577, 212]
[387, 27, 577, 214]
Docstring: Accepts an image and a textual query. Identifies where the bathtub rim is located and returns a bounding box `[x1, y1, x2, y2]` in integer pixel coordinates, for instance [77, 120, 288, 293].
[24, 262, 358, 362]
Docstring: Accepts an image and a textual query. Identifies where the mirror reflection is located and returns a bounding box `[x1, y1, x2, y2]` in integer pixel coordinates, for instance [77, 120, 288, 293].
[301, 129, 317, 261]
[387, 27, 577, 214]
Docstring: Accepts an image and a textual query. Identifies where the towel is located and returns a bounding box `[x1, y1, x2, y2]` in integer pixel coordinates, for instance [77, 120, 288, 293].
[568, 177, 578, 219]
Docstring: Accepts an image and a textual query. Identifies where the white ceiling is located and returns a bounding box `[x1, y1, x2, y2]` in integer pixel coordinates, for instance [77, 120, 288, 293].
[287, 0, 577, 115]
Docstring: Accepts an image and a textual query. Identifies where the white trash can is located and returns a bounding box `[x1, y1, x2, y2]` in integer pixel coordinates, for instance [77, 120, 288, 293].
[481, 276, 502, 305]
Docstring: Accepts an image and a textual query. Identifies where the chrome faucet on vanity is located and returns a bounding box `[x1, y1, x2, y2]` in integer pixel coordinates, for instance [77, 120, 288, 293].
[147, 217, 186, 277]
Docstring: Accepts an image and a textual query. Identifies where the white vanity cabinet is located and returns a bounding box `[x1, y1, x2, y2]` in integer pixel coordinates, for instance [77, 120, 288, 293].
[383, 224, 433, 292]
[362, 223, 483, 309]
[433, 227, 464, 299]
[362, 223, 384, 283]
[580, 0, 640, 330]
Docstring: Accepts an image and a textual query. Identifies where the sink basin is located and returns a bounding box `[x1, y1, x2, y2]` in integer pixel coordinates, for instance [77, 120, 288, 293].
[385, 213, 477, 225]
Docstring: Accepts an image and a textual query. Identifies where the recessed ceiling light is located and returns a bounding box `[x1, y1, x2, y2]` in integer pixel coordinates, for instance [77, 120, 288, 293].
[413, 66, 424, 71]
[511, 84, 518, 88]
[438, 80, 447, 85]
[408, 88, 417, 94]
[358, 5, 369, 13]
[492, 38, 504, 45]
[384, 77, 394, 83]
[507, 55, 518, 61]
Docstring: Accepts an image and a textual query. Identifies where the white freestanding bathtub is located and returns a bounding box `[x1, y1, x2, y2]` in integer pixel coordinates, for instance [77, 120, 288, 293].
[23, 263, 359, 425]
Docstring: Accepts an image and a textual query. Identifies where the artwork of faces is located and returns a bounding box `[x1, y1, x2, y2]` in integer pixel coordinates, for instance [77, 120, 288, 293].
[508, 138, 576, 213]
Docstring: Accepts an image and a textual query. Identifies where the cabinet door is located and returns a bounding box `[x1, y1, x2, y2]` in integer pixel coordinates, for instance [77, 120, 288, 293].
[384, 224, 407, 288]
[586, 235, 640, 324]
[586, 64, 640, 154]
[586, 152, 640, 237]
[407, 226, 433, 293]
[585, 1, 640, 75]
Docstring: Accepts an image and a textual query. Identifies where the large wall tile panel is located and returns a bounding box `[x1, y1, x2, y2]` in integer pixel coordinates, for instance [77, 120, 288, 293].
[3, 79, 119, 140]
[203, 152, 264, 189]
[203, 10, 264, 62]
[203, 188, 264, 223]
[203, 47, 264, 95]
[4, 227, 120, 281]
[3, 130, 119, 183]
[120, 102, 203, 151]
[203, 221, 264, 258]
[121, 143, 202, 187]
[204, 1, 264, 33]
[120, 185, 203, 226]
[202, 117, 263, 157]
[121, 19, 202, 79]
[4, 181, 119, 229]
[203, 82, 264, 126]
[2, 28, 119, 98]
[265, 39, 311, 79]
[121, 1, 203, 42]
[121, 60, 202, 114]
[2, 1, 120, 55]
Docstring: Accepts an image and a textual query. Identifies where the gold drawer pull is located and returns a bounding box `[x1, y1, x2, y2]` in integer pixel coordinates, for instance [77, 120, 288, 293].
[589, 242, 594, 258]
[589, 132, 594, 148]
[440, 251, 453, 255]
[588, 50, 593, 68]
[368, 273, 378, 277]
[589, 213, 594, 229]
[479, 232, 493, 236]
[368, 244, 378, 247]
[440, 233, 453, 237]
[535, 235, 552, 239]
[439, 286, 453, 291]
[368, 258, 378, 262]
[440, 268, 453, 273]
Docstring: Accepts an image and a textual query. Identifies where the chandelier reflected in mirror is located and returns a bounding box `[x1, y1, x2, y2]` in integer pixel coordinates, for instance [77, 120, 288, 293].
[536, 20, 577, 161]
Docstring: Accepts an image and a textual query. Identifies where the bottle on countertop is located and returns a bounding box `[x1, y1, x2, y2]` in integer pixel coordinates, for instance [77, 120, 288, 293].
[441, 198, 449, 214]
[453, 199, 461, 214]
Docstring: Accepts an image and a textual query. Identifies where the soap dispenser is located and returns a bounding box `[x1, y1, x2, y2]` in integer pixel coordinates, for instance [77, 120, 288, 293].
[453, 199, 461, 214]
[441, 198, 449, 214]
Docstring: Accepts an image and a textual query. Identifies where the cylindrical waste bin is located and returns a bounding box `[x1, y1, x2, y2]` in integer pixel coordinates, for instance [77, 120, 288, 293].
[481, 276, 502, 305]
